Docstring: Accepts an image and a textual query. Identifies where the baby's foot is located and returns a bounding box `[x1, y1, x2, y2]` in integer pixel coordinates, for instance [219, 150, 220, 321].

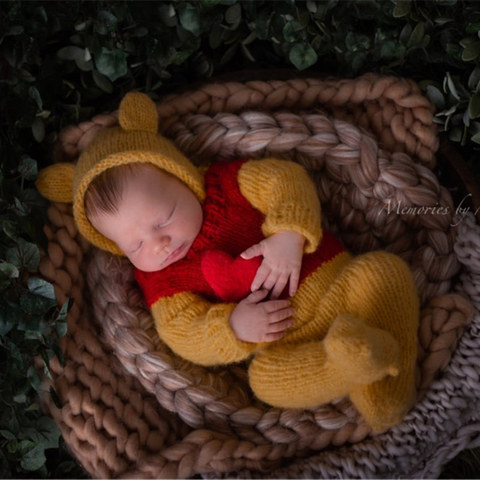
[324, 314, 400, 384]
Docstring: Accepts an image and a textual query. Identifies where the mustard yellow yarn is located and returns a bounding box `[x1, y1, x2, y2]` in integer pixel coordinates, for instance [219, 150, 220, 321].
[36, 163, 75, 203]
[238, 159, 322, 253]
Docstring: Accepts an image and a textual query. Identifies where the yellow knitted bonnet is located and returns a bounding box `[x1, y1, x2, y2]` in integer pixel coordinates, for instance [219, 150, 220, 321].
[36, 92, 205, 256]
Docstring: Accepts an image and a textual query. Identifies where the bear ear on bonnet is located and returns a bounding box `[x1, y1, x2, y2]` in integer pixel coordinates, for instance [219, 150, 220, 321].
[35, 162, 75, 203]
[119, 91, 159, 133]
[35, 92, 159, 206]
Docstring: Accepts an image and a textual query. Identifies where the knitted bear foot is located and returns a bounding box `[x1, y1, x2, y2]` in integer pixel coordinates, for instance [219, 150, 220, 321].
[324, 314, 400, 385]
[350, 379, 415, 432]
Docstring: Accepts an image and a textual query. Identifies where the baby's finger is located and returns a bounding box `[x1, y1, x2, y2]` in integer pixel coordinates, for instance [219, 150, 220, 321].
[270, 272, 290, 299]
[289, 269, 301, 297]
[263, 331, 288, 342]
[263, 298, 292, 313]
[250, 264, 271, 291]
[245, 289, 270, 304]
[259, 270, 280, 292]
[240, 242, 262, 260]
[268, 317, 294, 334]
[269, 306, 295, 323]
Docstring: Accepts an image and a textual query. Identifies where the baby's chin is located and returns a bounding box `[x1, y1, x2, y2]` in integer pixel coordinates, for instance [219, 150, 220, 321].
[132, 243, 189, 272]
[132, 259, 167, 272]
[126, 256, 160, 272]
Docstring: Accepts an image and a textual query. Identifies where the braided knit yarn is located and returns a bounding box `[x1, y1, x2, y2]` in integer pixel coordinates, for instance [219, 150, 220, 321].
[35, 74, 478, 478]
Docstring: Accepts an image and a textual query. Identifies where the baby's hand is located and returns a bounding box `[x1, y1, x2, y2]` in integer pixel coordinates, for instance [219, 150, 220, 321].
[241, 231, 305, 299]
[230, 289, 295, 343]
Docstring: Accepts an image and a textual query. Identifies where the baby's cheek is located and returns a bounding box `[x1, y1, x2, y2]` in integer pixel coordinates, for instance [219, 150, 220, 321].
[129, 252, 147, 271]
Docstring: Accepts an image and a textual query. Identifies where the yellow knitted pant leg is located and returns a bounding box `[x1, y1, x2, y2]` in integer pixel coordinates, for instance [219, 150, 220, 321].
[249, 251, 418, 431]
[249, 341, 353, 409]
[338, 251, 419, 431]
[249, 314, 402, 409]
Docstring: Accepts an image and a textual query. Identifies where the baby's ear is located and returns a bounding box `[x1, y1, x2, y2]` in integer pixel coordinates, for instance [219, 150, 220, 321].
[36, 163, 75, 203]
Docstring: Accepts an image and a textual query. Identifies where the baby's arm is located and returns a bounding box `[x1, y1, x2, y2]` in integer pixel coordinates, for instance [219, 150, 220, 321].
[230, 289, 295, 342]
[151, 291, 259, 366]
[238, 159, 322, 298]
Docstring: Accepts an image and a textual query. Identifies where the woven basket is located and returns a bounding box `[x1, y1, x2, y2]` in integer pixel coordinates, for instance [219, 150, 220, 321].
[37, 74, 480, 478]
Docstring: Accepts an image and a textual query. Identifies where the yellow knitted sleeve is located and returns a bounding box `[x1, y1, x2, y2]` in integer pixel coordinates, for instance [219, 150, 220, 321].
[238, 158, 322, 253]
[151, 292, 258, 366]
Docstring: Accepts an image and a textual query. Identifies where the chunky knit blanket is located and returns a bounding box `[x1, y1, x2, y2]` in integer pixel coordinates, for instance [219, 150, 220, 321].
[37, 74, 480, 478]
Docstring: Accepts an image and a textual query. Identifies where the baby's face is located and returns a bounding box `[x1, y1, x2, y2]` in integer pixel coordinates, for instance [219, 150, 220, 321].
[89, 165, 203, 272]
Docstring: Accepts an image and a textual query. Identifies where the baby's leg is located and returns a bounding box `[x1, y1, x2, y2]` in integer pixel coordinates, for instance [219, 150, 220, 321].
[249, 313, 401, 409]
[338, 251, 419, 430]
[323, 313, 400, 383]
[248, 341, 352, 409]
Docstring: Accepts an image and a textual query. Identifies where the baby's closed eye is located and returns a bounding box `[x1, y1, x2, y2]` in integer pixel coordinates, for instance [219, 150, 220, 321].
[154, 206, 176, 230]
[129, 241, 143, 254]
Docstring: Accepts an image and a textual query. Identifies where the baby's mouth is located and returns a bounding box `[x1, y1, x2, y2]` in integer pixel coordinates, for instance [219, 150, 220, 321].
[163, 243, 186, 265]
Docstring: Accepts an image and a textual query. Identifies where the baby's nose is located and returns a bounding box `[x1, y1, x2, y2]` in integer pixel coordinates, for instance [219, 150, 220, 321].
[153, 236, 170, 254]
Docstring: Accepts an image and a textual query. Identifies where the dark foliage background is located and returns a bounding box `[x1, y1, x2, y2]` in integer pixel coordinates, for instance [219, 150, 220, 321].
[1, 0, 479, 477]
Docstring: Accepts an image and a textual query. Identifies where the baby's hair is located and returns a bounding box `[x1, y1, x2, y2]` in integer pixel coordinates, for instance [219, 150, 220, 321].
[84, 163, 155, 219]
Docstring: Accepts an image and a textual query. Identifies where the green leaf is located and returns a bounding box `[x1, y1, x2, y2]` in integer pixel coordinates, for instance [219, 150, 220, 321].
[170, 49, 194, 66]
[57, 46, 85, 61]
[31, 118, 45, 143]
[444, 72, 460, 101]
[241, 43, 255, 62]
[462, 40, 480, 62]
[425, 84, 446, 110]
[49, 387, 62, 409]
[471, 131, 480, 143]
[94, 48, 128, 82]
[158, 4, 177, 27]
[283, 21, 303, 43]
[179, 4, 200, 36]
[0, 308, 15, 336]
[466, 22, 480, 34]
[408, 22, 425, 47]
[289, 43, 318, 71]
[31, 417, 59, 449]
[20, 445, 46, 471]
[28, 87, 43, 111]
[74, 20, 89, 32]
[201, 0, 221, 6]
[27, 366, 42, 392]
[56, 321, 68, 338]
[6, 239, 40, 272]
[20, 292, 56, 315]
[380, 40, 397, 59]
[3, 25, 24, 38]
[95, 10, 118, 35]
[225, 3, 241, 29]
[55, 298, 73, 323]
[220, 42, 238, 65]
[74, 55, 93, 72]
[306, 0, 317, 13]
[92, 70, 113, 93]
[352, 52, 367, 73]
[209, 23, 226, 49]
[0, 430, 16, 441]
[18, 156, 38, 181]
[27, 277, 56, 300]
[392, 1, 410, 18]
[14, 197, 28, 216]
[0, 261, 19, 279]
[255, 9, 271, 40]
[469, 95, 480, 119]
[468, 67, 480, 91]
[13, 393, 27, 404]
